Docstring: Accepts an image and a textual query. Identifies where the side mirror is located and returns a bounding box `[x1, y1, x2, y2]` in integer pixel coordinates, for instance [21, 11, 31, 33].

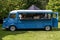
[3, 17, 6, 20]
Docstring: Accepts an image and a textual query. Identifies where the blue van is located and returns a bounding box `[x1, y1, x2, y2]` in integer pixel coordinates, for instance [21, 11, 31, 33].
[2, 10, 58, 31]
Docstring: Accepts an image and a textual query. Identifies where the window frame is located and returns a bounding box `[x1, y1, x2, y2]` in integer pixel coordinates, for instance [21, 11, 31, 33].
[18, 13, 52, 20]
[9, 14, 16, 19]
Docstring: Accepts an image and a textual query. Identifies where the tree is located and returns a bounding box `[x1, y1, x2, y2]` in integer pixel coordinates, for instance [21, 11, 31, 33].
[46, 0, 60, 21]
[0, 0, 27, 19]
[0, 0, 48, 20]
[46, 0, 60, 11]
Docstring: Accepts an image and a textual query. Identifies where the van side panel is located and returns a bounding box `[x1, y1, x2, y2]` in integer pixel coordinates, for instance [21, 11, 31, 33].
[16, 19, 52, 29]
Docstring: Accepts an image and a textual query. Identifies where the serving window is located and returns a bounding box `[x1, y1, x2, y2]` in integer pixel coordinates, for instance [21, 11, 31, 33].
[19, 13, 52, 20]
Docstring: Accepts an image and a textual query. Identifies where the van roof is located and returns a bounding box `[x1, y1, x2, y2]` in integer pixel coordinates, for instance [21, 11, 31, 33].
[10, 10, 53, 14]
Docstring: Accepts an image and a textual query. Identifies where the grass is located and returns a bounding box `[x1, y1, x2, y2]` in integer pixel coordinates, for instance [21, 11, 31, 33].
[0, 22, 60, 40]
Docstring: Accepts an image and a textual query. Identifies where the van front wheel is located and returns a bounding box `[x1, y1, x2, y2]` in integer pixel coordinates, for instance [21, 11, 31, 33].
[44, 26, 52, 31]
[9, 26, 16, 31]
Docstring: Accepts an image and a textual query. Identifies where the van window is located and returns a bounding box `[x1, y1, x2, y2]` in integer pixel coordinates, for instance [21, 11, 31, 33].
[19, 13, 52, 20]
[19, 14, 33, 20]
[53, 14, 57, 18]
[47, 14, 52, 19]
[10, 14, 16, 18]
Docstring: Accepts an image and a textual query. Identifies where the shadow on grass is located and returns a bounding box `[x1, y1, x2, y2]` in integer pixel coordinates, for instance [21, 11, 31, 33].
[0, 29, 28, 40]
[17, 28, 60, 31]
[52, 28, 60, 31]
[0, 24, 28, 40]
[1, 28, 60, 40]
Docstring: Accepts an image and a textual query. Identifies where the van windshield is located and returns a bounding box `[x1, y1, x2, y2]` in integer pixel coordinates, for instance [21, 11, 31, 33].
[10, 14, 16, 18]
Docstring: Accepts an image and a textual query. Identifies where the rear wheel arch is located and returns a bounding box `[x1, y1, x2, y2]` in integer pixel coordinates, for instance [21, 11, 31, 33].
[44, 25, 52, 31]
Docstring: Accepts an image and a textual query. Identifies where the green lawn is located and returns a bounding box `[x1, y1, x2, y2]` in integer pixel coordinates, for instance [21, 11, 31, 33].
[0, 22, 60, 40]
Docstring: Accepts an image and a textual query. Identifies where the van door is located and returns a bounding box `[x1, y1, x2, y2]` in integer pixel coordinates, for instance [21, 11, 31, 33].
[53, 12, 58, 27]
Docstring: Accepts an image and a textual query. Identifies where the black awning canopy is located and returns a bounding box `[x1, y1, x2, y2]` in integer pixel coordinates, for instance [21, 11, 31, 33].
[28, 5, 40, 10]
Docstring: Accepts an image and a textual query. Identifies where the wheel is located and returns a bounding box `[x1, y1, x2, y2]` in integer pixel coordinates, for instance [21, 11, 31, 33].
[9, 26, 16, 31]
[44, 26, 52, 31]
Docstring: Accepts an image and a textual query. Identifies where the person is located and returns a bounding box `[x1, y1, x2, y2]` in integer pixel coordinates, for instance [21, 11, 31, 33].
[19, 14, 22, 19]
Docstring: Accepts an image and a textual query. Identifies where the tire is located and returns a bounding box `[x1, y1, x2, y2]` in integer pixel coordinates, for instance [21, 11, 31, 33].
[9, 26, 16, 31]
[44, 26, 52, 31]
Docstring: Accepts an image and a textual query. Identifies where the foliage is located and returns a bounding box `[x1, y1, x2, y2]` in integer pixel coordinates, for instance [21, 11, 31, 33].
[0, 0, 27, 19]
[0, 0, 48, 19]
[46, 0, 60, 21]
[46, 0, 60, 11]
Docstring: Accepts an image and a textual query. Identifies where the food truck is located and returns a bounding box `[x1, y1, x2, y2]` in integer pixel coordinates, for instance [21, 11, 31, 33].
[2, 10, 58, 31]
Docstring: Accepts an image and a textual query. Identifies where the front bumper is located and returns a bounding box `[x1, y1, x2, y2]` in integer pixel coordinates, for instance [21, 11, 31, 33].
[2, 28, 6, 30]
[2, 25, 9, 30]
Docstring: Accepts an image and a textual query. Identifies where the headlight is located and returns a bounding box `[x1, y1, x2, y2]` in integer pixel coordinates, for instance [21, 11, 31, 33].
[3, 21, 6, 22]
